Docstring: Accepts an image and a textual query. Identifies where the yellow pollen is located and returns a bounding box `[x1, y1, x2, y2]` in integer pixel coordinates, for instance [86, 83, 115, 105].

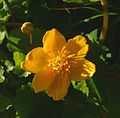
[48, 55, 70, 73]
[47, 47, 78, 74]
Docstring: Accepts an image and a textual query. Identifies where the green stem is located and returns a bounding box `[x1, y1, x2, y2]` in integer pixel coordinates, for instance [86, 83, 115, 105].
[41, 4, 101, 13]
[71, 13, 119, 28]
[81, 6, 101, 13]
[101, 105, 109, 114]
[0, 22, 22, 26]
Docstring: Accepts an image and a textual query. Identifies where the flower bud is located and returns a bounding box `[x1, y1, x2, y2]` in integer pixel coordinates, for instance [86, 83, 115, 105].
[21, 22, 34, 44]
[21, 22, 34, 34]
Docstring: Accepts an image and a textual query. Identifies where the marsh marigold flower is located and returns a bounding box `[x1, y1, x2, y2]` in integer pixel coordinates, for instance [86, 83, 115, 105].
[21, 29, 96, 101]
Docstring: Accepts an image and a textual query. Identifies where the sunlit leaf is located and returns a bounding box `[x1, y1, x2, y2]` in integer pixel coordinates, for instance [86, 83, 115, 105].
[0, 26, 6, 45]
[4, 60, 14, 73]
[0, 0, 3, 3]
[87, 28, 98, 43]
[13, 51, 25, 67]
[0, 66, 5, 83]
[72, 80, 89, 97]
[0, 7, 10, 21]
[13, 51, 26, 76]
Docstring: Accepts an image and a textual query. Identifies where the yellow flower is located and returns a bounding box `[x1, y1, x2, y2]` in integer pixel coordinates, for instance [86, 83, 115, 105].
[21, 29, 96, 101]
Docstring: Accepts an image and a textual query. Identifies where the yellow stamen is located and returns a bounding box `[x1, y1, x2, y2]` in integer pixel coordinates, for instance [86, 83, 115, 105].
[48, 48, 71, 74]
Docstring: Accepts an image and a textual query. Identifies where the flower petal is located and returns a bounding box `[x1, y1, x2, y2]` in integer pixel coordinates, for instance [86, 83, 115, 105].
[21, 47, 50, 73]
[65, 35, 89, 57]
[69, 59, 96, 81]
[43, 29, 66, 56]
[47, 73, 70, 101]
[32, 68, 55, 93]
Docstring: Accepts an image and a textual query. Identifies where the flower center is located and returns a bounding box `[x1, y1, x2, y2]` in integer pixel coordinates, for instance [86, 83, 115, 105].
[48, 56, 70, 73]
[47, 47, 71, 73]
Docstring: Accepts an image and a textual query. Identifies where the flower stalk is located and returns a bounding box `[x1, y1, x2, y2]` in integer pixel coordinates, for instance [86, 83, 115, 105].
[99, 0, 109, 43]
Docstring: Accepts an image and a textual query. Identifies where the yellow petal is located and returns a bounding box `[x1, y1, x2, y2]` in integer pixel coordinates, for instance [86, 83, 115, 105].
[65, 35, 89, 57]
[43, 29, 66, 56]
[47, 73, 70, 101]
[32, 68, 55, 93]
[69, 59, 96, 81]
[21, 47, 50, 73]
[77, 44, 89, 57]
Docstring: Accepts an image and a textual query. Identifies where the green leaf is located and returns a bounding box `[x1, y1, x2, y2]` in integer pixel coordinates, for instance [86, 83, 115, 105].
[87, 29, 98, 43]
[13, 51, 26, 76]
[13, 51, 25, 67]
[0, 66, 5, 83]
[72, 80, 89, 97]
[14, 83, 53, 118]
[86, 78, 102, 103]
[7, 28, 44, 52]
[14, 83, 100, 118]
[7, 28, 29, 52]
[0, 8, 10, 21]
[0, 94, 12, 112]
[4, 60, 14, 73]
[0, 26, 6, 45]
[0, 106, 16, 118]
[0, 0, 3, 3]
[63, 0, 100, 4]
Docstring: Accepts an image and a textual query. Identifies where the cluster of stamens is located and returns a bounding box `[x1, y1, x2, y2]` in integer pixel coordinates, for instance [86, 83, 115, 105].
[48, 47, 71, 73]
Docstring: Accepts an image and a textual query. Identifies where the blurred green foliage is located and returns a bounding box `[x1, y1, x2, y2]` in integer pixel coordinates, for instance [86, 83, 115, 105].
[0, 0, 120, 118]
